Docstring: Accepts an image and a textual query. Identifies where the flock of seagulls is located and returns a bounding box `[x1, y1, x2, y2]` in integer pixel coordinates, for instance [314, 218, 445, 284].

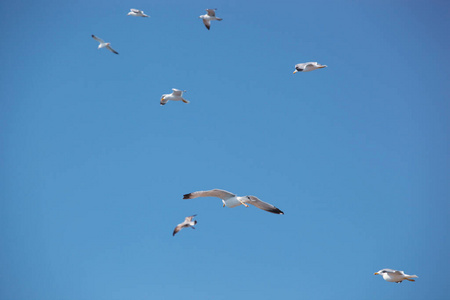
[91, 7, 418, 285]
[91, 8, 327, 105]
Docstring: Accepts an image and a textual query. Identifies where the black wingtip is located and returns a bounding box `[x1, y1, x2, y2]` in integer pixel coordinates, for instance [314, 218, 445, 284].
[183, 193, 191, 199]
[271, 208, 284, 215]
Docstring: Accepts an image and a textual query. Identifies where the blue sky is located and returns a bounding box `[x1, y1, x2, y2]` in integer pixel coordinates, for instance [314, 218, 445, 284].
[1, 0, 449, 299]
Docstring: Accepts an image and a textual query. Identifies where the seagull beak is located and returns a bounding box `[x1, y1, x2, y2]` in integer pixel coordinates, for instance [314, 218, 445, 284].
[293, 70, 298, 74]
[374, 272, 379, 275]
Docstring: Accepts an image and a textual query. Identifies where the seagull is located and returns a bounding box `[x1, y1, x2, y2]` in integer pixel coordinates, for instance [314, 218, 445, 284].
[293, 62, 327, 73]
[183, 189, 284, 215]
[160, 89, 189, 106]
[199, 9, 222, 30]
[91, 35, 118, 54]
[173, 215, 197, 236]
[374, 269, 418, 283]
[127, 8, 149, 17]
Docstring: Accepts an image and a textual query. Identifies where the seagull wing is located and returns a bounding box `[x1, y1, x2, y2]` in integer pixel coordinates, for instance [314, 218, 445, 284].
[295, 63, 307, 71]
[131, 8, 141, 13]
[185, 215, 197, 222]
[202, 19, 211, 30]
[382, 269, 397, 274]
[171, 88, 182, 96]
[183, 189, 236, 201]
[245, 196, 284, 214]
[206, 9, 216, 17]
[106, 45, 119, 54]
[91, 35, 104, 43]
[173, 224, 184, 236]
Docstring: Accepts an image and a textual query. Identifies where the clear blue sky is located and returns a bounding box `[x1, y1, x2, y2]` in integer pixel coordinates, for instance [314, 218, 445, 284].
[1, 1, 449, 299]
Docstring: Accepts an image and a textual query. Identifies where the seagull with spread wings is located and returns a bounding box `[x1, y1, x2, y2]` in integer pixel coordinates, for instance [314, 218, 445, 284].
[293, 62, 327, 73]
[374, 269, 418, 283]
[183, 189, 284, 215]
[91, 35, 119, 55]
[160, 89, 189, 106]
[127, 8, 149, 17]
[173, 215, 197, 236]
[199, 9, 222, 30]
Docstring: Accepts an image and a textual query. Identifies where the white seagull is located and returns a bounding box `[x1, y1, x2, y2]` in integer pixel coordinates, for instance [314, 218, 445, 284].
[293, 62, 327, 73]
[173, 215, 197, 236]
[160, 89, 189, 106]
[199, 9, 222, 30]
[91, 35, 118, 54]
[374, 269, 418, 283]
[127, 8, 149, 17]
[183, 189, 284, 215]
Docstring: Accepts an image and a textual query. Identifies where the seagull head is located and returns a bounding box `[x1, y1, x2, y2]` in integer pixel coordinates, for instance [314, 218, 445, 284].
[374, 269, 387, 275]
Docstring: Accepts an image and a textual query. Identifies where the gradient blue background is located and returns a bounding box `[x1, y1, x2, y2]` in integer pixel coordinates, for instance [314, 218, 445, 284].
[1, 1, 449, 299]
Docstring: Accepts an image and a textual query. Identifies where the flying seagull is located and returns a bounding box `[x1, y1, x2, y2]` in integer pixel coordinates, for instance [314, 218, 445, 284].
[127, 8, 149, 17]
[183, 189, 284, 215]
[293, 62, 327, 73]
[173, 215, 197, 236]
[374, 269, 418, 283]
[199, 9, 222, 30]
[91, 35, 118, 54]
[160, 89, 189, 106]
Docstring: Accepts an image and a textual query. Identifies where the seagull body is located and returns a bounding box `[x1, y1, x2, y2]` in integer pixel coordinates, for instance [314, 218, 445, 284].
[173, 215, 197, 236]
[127, 8, 149, 17]
[183, 189, 284, 215]
[160, 89, 189, 106]
[374, 269, 418, 283]
[293, 62, 327, 73]
[199, 9, 222, 30]
[91, 35, 118, 54]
